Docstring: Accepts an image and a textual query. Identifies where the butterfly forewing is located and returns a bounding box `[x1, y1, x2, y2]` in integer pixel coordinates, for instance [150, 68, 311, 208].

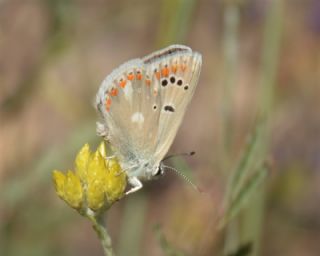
[150, 51, 202, 162]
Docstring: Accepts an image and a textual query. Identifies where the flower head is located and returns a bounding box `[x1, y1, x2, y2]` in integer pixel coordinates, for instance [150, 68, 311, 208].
[52, 142, 127, 215]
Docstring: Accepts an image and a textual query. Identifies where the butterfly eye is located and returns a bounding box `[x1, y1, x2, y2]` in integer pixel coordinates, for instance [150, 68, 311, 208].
[153, 166, 164, 177]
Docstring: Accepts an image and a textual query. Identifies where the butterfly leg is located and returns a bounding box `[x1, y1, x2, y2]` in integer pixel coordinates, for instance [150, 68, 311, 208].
[126, 176, 143, 195]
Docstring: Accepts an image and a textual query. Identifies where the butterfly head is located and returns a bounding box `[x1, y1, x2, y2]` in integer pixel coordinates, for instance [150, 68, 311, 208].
[140, 162, 164, 180]
[152, 163, 165, 178]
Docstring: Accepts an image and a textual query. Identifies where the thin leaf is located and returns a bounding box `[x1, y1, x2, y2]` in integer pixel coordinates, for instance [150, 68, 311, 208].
[226, 116, 265, 203]
[156, 0, 197, 47]
[220, 164, 268, 228]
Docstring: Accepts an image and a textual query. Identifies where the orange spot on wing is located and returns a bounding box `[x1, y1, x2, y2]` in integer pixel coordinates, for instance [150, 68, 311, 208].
[110, 88, 118, 96]
[171, 64, 178, 73]
[127, 73, 134, 80]
[136, 73, 142, 80]
[181, 64, 187, 72]
[119, 79, 127, 88]
[146, 79, 151, 86]
[161, 67, 169, 77]
[155, 71, 161, 80]
[105, 98, 112, 111]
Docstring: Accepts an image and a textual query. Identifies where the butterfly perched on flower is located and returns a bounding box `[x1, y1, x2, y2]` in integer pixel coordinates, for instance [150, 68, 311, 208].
[95, 45, 202, 194]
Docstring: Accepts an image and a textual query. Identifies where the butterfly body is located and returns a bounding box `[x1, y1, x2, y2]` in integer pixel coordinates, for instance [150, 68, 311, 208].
[95, 45, 202, 194]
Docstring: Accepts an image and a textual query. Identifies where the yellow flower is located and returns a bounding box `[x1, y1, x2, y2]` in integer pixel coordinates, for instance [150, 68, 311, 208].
[52, 170, 83, 209]
[105, 158, 126, 203]
[52, 142, 127, 214]
[64, 170, 83, 209]
[75, 143, 91, 182]
[87, 179, 106, 211]
[52, 170, 66, 198]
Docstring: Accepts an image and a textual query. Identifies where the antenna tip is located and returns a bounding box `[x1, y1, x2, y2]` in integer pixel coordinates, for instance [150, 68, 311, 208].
[190, 151, 196, 156]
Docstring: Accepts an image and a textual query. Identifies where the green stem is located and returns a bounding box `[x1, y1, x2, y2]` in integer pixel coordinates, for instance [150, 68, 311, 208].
[156, 0, 196, 47]
[88, 213, 115, 256]
[241, 1, 284, 256]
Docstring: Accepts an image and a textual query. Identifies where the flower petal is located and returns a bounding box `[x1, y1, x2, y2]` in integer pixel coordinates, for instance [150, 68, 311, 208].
[87, 150, 107, 185]
[64, 170, 83, 209]
[52, 170, 66, 198]
[105, 159, 127, 203]
[75, 143, 91, 182]
[87, 180, 107, 211]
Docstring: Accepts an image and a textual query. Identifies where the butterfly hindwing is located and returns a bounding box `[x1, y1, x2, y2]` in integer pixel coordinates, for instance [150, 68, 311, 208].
[96, 63, 157, 168]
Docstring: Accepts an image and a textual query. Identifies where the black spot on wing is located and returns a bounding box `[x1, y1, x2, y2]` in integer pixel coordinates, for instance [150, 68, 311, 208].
[177, 79, 183, 86]
[164, 105, 175, 112]
[161, 79, 168, 87]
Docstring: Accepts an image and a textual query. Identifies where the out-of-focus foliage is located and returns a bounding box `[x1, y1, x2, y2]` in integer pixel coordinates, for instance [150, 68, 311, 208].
[1, 0, 320, 256]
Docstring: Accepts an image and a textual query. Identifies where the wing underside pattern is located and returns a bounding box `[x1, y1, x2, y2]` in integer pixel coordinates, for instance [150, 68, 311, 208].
[95, 45, 202, 168]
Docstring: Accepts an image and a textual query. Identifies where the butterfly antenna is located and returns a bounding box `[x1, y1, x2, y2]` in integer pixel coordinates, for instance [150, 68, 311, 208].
[162, 164, 202, 193]
[162, 151, 195, 161]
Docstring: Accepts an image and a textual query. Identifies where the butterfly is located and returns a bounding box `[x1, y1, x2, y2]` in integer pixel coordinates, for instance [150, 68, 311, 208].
[95, 44, 202, 194]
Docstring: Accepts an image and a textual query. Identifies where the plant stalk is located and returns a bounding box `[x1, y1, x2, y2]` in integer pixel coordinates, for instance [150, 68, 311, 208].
[88, 213, 115, 256]
[241, 1, 284, 255]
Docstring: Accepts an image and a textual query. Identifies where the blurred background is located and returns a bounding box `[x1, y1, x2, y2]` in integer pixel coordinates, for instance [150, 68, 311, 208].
[1, 0, 320, 255]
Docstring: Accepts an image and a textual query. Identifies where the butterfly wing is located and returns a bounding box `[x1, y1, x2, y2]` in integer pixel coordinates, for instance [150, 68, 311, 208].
[95, 58, 161, 169]
[143, 46, 202, 162]
[95, 45, 202, 173]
